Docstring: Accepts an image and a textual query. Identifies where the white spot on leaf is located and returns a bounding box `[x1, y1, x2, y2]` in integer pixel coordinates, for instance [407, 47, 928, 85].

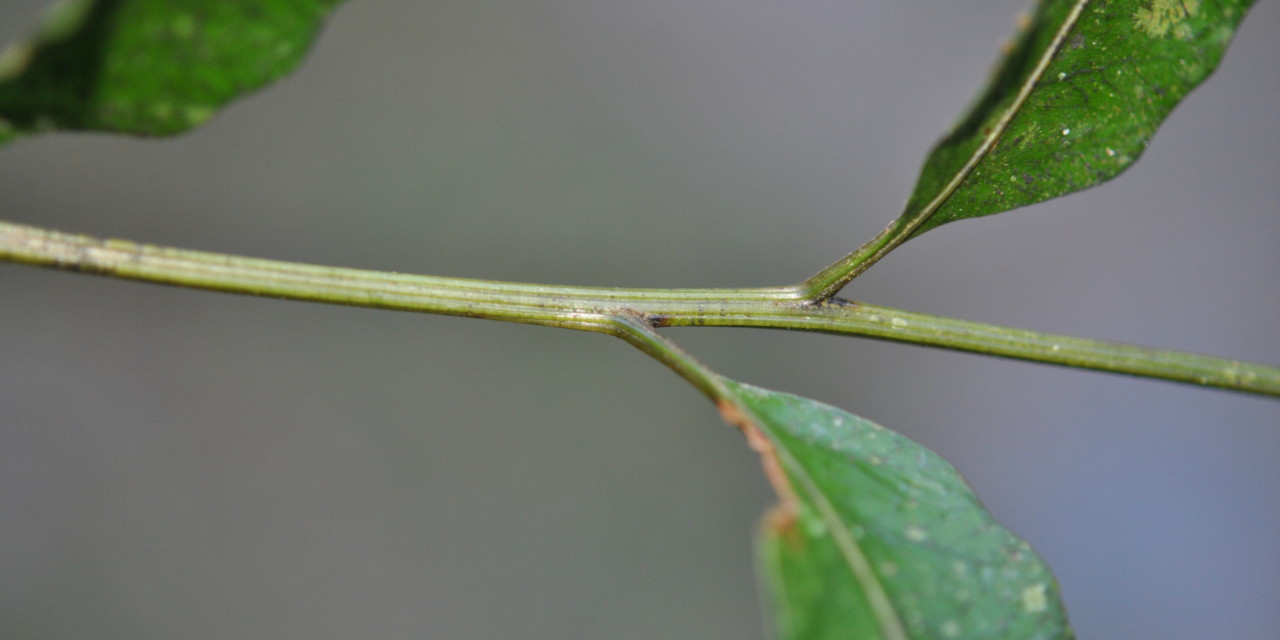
[941, 620, 962, 638]
[1021, 583, 1048, 613]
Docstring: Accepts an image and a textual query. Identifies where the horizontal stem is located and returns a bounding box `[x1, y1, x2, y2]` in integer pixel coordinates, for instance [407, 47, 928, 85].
[3, 219, 1277, 397]
[671, 302, 1280, 397]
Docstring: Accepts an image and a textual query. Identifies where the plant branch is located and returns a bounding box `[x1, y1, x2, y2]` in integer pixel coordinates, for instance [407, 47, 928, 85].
[4, 219, 1278, 398]
[795, 218, 905, 300]
[604, 312, 732, 402]
[671, 300, 1280, 397]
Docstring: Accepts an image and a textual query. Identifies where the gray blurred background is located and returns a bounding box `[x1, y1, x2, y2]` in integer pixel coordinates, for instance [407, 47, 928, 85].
[1, 1, 1277, 638]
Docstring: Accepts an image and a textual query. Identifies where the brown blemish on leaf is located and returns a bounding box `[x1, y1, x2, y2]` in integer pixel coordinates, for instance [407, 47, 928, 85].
[717, 399, 799, 528]
[999, 11, 1033, 56]
[1135, 0, 1199, 38]
[762, 503, 804, 547]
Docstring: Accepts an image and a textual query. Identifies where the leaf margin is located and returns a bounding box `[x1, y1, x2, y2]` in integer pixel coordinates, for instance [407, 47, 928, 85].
[0, 0, 346, 145]
[719, 379, 1074, 640]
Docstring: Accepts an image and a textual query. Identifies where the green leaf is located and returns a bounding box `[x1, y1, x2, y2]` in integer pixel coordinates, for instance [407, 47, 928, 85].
[898, 0, 1253, 238]
[719, 381, 1072, 640]
[0, 0, 345, 145]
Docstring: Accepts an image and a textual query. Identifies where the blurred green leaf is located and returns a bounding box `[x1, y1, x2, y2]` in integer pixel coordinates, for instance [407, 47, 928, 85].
[720, 381, 1071, 640]
[0, 0, 344, 144]
[898, 0, 1253, 238]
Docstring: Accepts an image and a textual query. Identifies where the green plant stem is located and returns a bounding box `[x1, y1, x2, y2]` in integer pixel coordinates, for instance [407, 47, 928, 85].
[605, 312, 732, 402]
[4, 219, 1278, 398]
[797, 219, 904, 300]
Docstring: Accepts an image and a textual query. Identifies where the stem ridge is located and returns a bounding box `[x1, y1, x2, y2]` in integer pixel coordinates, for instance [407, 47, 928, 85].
[3, 219, 1277, 398]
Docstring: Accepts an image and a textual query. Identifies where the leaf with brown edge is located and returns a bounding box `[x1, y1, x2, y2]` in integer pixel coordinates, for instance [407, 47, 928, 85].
[719, 380, 1072, 640]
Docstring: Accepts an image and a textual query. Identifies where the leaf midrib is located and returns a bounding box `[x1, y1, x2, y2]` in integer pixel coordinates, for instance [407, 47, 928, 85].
[770, 429, 910, 640]
[801, 0, 1090, 295]
[901, 0, 1090, 237]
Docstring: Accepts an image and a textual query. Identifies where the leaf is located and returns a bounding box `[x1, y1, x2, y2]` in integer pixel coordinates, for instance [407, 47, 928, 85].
[0, 0, 345, 145]
[897, 0, 1253, 238]
[718, 381, 1072, 640]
